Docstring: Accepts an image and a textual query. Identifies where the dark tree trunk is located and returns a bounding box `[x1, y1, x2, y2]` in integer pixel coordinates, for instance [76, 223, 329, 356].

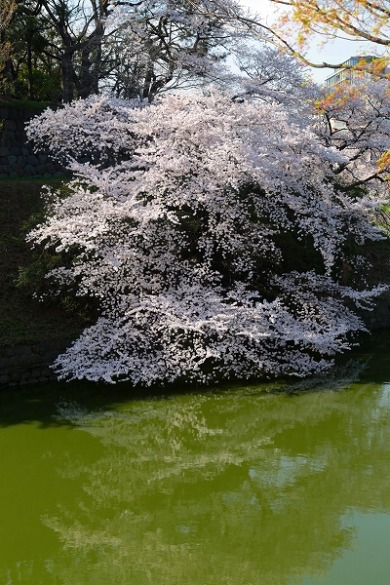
[60, 49, 75, 102]
[27, 42, 34, 99]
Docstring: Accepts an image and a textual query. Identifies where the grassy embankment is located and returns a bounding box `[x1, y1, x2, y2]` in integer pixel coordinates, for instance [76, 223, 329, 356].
[0, 177, 85, 350]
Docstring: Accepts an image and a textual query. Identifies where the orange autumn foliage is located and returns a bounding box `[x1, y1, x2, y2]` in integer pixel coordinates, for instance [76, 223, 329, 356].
[268, 0, 389, 73]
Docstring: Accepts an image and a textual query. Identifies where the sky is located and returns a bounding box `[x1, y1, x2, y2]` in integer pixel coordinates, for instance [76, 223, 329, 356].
[240, 0, 385, 83]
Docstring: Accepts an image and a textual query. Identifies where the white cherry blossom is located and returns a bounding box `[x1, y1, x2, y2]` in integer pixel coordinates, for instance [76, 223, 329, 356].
[26, 89, 388, 385]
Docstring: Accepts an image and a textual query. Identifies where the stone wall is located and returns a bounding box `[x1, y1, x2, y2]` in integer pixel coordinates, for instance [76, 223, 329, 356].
[0, 339, 73, 388]
[0, 103, 64, 177]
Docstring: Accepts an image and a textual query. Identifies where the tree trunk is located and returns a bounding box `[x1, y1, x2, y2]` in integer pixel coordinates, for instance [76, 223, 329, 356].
[61, 49, 75, 102]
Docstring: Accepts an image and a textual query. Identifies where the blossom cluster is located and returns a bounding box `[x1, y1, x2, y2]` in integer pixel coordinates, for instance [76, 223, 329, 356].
[26, 89, 387, 385]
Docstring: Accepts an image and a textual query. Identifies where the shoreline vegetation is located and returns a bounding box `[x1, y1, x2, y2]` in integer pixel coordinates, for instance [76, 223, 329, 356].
[1, 176, 390, 389]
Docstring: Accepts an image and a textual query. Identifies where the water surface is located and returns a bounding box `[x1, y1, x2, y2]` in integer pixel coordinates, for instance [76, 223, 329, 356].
[1, 332, 390, 584]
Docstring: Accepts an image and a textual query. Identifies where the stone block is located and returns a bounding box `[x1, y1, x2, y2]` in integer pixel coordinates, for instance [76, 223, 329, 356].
[3, 131, 17, 146]
[0, 357, 12, 368]
[12, 345, 33, 357]
[29, 366, 45, 378]
[27, 154, 39, 166]
[15, 130, 26, 143]
[24, 164, 37, 176]
[5, 119, 17, 131]
[45, 163, 56, 174]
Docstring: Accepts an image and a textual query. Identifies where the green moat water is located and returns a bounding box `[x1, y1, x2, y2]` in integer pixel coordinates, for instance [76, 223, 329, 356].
[1, 332, 390, 584]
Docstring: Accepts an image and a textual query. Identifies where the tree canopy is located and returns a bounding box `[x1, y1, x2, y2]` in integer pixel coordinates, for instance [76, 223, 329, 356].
[271, 0, 390, 48]
[0, 0, 234, 102]
[0, 0, 16, 80]
[2, 0, 388, 386]
[274, 0, 390, 73]
[2, 0, 389, 101]
[26, 78, 389, 385]
[193, 0, 390, 74]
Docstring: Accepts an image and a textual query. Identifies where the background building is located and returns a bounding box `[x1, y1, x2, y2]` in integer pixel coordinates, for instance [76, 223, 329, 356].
[325, 55, 388, 87]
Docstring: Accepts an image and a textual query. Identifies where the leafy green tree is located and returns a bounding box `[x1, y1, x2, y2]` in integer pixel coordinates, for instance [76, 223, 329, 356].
[0, 0, 16, 93]
[4, 2, 61, 99]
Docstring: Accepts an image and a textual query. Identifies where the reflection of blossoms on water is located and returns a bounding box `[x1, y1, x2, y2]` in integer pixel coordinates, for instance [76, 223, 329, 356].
[55, 400, 91, 425]
[37, 372, 390, 585]
[276, 357, 368, 394]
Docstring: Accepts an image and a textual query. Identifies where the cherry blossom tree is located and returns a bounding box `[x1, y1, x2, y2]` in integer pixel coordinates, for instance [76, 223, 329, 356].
[229, 44, 314, 108]
[26, 88, 388, 386]
[314, 78, 390, 188]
